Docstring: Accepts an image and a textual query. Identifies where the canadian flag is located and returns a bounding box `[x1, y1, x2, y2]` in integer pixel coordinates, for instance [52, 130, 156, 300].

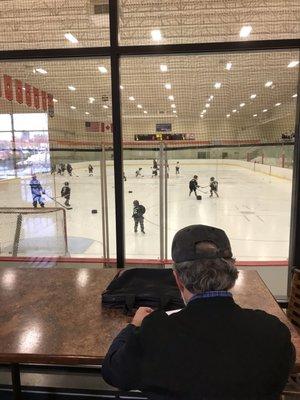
[100, 122, 112, 133]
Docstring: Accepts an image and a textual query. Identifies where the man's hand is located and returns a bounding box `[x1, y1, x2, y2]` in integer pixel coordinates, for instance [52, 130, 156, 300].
[131, 307, 154, 327]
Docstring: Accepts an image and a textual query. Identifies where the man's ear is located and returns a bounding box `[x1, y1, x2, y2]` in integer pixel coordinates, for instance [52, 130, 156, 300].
[173, 270, 185, 292]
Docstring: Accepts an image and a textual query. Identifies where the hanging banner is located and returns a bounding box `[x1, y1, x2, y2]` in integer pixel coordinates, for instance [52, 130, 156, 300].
[41, 91, 47, 111]
[25, 83, 32, 107]
[4, 75, 13, 101]
[47, 93, 54, 117]
[33, 87, 40, 109]
[15, 79, 23, 104]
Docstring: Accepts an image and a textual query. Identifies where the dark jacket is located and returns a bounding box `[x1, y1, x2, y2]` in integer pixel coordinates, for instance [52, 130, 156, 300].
[102, 297, 295, 400]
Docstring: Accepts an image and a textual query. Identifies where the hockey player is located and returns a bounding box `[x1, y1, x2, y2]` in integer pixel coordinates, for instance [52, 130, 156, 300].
[209, 177, 219, 198]
[88, 164, 93, 176]
[30, 174, 45, 208]
[175, 161, 180, 175]
[51, 164, 56, 174]
[60, 163, 66, 175]
[135, 168, 143, 178]
[153, 159, 158, 170]
[151, 166, 158, 178]
[123, 172, 127, 181]
[61, 182, 71, 208]
[189, 175, 199, 197]
[132, 200, 146, 234]
[66, 163, 73, 176]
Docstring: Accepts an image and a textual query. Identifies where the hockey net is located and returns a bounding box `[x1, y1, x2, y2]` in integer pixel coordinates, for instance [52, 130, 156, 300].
[0, 207, 68, 257]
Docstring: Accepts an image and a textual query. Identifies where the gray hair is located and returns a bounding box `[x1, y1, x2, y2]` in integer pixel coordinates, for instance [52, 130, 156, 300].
[173, 256, 238, 294]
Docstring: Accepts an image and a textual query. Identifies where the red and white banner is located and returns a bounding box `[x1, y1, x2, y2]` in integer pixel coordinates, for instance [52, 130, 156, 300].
[1, 74, 55, 114]
[15, 79, 23, 104]
[4, 75, 13, 101]
[25, 83, 32, 107]
[33, 87, 40, 109]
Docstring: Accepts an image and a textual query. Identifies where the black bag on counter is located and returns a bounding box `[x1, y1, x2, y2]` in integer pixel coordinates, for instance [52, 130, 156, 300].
[102, 268, 184, 315]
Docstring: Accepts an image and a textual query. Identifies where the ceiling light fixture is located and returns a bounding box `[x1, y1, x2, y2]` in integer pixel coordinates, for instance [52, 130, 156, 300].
[205, 103, 210, 108]
[88, 97, 95, 103]
[239, 25, 252, 38]
[143, 110, 148, 114]
[160, 64, 168, 72]
[151, 30, 162, 41]
[168, 95, 174, 101]
[226, 114, 230, 117]
[173, 110, 177, 114]
[120, 85, 124, 89]
[165, 83, 172, 89]
[129, 96, 135, 101]
[292, 93, 298, 98]
[232, 109, 237, 113]
[263, 109, 268, 112]
[275, 102, 281, 106]
[98, 66, 108, 74]
[36, 68, 47, 75]
[53, 98, 58, 103]
[85, 112, 90, 115]
[137, 104, 143, 109]
[68, 85, 76, 91]
[250, 94, 257, 99]
[225, 62, 232, 70]
[103, 105, 109, 109]
[288, 61, 299, 68]
[70, 106, 76, 110]
[202, 109, 207, 114]
[253, 114, 258, 117]
[214, 82, 221, 89]
[240, 103, 245, 107]
[64, 33, 79, 44]
[171, 104, 176, 108]
[265, 81, 273, 87]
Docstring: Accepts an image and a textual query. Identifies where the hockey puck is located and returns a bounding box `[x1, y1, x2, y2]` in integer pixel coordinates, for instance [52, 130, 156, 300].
[128, 190, 133, 193]
[91, 209, 98, 214]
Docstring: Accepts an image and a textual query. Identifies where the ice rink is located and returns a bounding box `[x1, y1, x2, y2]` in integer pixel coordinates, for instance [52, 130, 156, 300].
[0, 160, 292, 261]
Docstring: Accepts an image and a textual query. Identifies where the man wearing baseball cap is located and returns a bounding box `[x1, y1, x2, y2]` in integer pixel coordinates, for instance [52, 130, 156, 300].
[102, 225, 295, 399]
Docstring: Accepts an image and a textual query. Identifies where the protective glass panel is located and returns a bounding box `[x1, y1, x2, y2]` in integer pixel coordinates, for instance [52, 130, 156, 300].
[120, 50, 299, 261]
[0, 0, 110, 50]
[0, 58, 113, 259]
[118, 0, 300, 46]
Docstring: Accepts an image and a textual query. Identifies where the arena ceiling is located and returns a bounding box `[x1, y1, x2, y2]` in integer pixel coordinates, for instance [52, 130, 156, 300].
[0, 1, 299, 134]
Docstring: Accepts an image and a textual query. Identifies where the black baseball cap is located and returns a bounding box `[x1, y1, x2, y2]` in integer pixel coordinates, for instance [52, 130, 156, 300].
[172, 224, 233, 262]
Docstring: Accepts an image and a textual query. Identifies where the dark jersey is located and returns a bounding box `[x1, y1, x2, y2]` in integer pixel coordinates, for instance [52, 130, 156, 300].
[132, 205, 146, 218]
[210, 180, 218, 191]
[61, 186, 71, 197]
[189, 179, 198, 191]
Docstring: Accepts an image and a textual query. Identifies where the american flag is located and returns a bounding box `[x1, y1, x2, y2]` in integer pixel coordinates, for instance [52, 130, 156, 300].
[85, 122, 112, 133]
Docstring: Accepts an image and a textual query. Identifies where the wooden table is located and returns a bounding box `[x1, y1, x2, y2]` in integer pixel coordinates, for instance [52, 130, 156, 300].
[0, 268, 299, 399]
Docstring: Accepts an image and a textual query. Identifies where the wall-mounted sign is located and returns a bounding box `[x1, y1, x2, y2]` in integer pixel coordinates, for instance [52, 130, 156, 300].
[156, 123, 172, 132]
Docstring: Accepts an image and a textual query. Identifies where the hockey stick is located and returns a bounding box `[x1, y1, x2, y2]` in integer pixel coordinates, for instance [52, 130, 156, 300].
[197, 188, 208, 194]
[44, 193, 71, 210]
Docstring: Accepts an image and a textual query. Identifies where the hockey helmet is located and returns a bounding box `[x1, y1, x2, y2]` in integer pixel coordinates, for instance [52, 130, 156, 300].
[210, 177, 215, 181]
[193, 175, 198, 179]
[65, 182, 69, 186]
[133, 200, 139, 206]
